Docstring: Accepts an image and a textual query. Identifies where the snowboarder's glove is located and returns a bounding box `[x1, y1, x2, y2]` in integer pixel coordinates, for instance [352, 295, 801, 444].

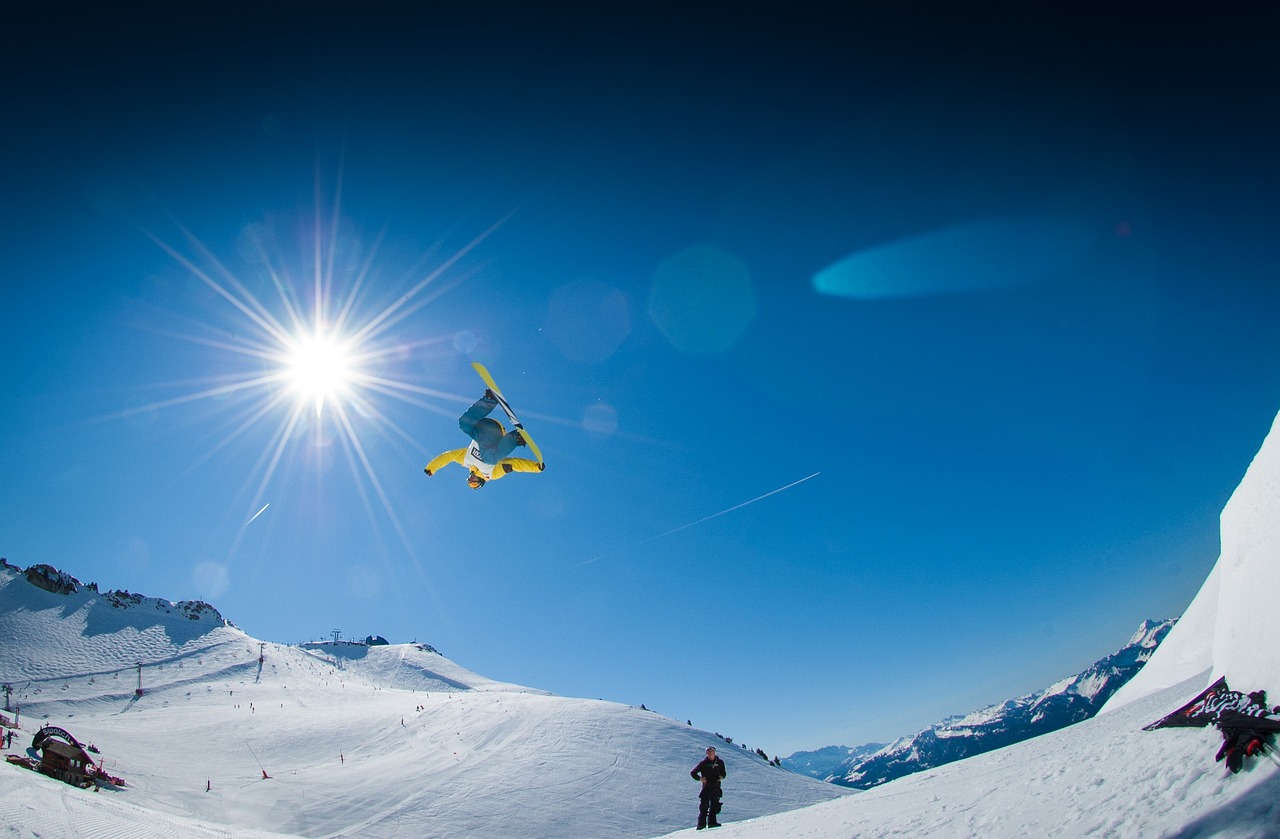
[424, 467, 433, 476]
[538, 462, 545, 471]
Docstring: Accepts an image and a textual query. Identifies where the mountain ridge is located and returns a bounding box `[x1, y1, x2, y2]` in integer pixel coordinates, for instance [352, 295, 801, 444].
[0, 557, 845, 838]
[785, 617, 1174, 788]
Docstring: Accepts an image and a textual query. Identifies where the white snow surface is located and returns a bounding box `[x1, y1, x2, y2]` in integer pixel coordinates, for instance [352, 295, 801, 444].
[4, 408, 1280, 838]
[1105, 409, 1280, 714]
[658, 673, 1280, 838]
[0, 566, 844, 838]
[651, 410, 1280, 836]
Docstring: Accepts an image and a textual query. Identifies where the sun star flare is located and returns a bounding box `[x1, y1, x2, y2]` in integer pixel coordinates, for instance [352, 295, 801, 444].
[281, 328, 357, 416]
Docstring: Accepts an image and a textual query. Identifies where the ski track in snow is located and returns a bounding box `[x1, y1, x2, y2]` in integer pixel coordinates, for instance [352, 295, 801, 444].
[654, 677, 1280, 838]
[5, 410, 1280, 838]
[656, 410, 1280, 836]
[0, 566, 845, 839]
[7, 598, 1279, 839]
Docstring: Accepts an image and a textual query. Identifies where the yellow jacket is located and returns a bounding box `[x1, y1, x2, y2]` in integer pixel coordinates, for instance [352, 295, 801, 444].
[424, 448, 544, 481]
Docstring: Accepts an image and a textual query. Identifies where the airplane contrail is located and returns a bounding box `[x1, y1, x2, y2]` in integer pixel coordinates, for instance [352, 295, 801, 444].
[244, 503, 270, 526]
[578, 472, 820, 567]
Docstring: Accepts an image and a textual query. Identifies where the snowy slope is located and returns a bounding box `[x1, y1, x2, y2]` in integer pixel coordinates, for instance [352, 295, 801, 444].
[1106, 410, 1280, 714]
[5, 408, 1280, 839]
[0, 562, 844, 838]
[811, 619, 1173, 790]
[648, 407, 1280, 838]
[657, 673, 1280, 838]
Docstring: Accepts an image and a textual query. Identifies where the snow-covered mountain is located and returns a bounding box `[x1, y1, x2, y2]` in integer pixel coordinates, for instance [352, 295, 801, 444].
[796, 618, 1173, 789]
[0, 559, 845, 838]
[780, 742, 885, 783]
[651, 407, 1280, 838]
[1102, 401, 1280, 716]
[6, 408, 1280, 839]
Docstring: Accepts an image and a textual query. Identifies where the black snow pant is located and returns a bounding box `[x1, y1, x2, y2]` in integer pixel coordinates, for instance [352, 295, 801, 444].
[698, 788, 722, 828]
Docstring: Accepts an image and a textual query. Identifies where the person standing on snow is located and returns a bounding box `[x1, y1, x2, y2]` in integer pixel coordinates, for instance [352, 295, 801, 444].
[424, 390, 543, 489]
[690, 746, 727, 830]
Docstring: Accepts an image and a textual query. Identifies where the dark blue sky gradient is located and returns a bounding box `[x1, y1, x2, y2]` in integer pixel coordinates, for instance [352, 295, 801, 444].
[3, 2, 1279, 753]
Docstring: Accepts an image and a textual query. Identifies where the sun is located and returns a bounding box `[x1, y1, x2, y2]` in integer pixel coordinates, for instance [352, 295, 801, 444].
[126, 190, 515, 567]
[280, 328, 357, 416]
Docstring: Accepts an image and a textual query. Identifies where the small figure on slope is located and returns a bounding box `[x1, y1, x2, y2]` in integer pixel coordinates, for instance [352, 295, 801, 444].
[424, 390, 543, 490]
[690, 746, 727, 830]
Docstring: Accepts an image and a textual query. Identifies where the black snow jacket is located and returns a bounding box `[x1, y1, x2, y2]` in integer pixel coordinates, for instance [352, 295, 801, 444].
[691, 756, 726, 791]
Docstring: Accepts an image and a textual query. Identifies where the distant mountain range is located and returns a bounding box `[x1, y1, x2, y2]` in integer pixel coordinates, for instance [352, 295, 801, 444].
[779, 742, 885, 782]
[784, 619, 1174, 789]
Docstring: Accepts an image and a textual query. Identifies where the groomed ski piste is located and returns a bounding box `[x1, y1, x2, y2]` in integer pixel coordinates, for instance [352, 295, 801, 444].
[3, 409, 1280, 838]
[0, 570, 846, 837]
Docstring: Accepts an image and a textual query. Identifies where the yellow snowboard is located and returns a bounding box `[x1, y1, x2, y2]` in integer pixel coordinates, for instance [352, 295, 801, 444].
[471, 362, 545, 467]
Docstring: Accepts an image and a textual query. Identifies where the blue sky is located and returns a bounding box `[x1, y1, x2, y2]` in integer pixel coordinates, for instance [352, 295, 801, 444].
[3, 3, 1279, 755]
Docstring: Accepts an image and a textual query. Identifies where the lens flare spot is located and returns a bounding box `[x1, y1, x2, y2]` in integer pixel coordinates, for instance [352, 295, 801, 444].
[194, 562, 230, 600]
[650, 244, 755, 354]
[582, 402, 619, 439]
[813, 218, 1099, 300]
[547, 279, 632, 363]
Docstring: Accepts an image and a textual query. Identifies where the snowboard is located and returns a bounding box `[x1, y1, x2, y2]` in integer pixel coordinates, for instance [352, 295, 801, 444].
[471, 362, 545, 467]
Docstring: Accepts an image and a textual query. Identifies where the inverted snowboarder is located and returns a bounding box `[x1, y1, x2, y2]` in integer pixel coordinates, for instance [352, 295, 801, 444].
[424, 363, 544, 490]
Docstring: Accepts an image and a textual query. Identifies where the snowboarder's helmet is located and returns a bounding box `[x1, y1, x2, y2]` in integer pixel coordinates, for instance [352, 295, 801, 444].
[468, 473, 487, 490]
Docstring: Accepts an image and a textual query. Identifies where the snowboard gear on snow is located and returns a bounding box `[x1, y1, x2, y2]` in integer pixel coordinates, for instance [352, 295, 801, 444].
[1146, 676, 1280, 773]
[1144, 677, 1265, 730]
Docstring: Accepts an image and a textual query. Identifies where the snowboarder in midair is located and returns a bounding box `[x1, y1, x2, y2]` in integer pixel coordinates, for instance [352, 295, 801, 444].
[690, 746, 727, 829]
[424, 390, 543, 489]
